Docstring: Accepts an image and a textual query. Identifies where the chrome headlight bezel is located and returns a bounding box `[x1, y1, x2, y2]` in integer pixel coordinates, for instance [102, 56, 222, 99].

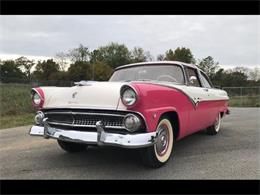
[31, 88, 44, 109]
[32, 92, 41, 105]
[120, 85, 138, 106]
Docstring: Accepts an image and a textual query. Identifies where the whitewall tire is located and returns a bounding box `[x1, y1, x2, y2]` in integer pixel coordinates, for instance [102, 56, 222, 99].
[206, 113, 221, 135]
[140, 117, 174, 168]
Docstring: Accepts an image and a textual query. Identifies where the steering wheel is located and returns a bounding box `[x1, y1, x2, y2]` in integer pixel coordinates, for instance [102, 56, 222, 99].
[157, 75, 178, 82]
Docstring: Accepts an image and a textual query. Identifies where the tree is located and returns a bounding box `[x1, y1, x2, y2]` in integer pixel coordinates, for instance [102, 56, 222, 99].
[229, 71, 248, 86]
[130, 47, 153, 63]
[197, 56, 219, 79]
[93, 61, 113, 81]
[0, 60, 26, 82]
[15, 56, 34, 80]
[233, 66, 251, 78]
[164, 47, 195, 63]
[33, 59, 60, 80]
[211, 68, 225, 87]
[164, 49, 175, 61]
[68, 44, 90, 63]
[90, 42, 132, 69]
[67, 61, 91, 81]
[249, 67, 260, 81]
[211, 67, 249, 87]
[55, 52, 69, 71]
[157, 54, 165, 61]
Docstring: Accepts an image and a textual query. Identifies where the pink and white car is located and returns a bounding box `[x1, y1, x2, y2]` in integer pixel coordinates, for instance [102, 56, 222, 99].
[29, 61, 229, 168]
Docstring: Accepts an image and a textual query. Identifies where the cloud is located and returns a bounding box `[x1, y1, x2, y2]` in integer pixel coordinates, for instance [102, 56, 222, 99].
[0, 15, 259, 67]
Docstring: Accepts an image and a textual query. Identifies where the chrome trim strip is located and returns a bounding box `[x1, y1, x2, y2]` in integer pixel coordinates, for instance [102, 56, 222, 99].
[47, 121, 125, 129]
[45, 111, 125, 117]
[114, 61, 195, 71]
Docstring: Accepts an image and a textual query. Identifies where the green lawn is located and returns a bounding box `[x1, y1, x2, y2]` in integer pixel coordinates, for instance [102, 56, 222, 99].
[0, 113, 34, 129]
[0, 84, 35, 129]
[0, 84, 34, 115]
[228, 96, 260, 107]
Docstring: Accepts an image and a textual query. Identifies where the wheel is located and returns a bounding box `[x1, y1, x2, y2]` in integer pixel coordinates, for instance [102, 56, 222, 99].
[57, 140, 87, 153]
[206, 113, 221, 135]
[140, 117, 174, 168]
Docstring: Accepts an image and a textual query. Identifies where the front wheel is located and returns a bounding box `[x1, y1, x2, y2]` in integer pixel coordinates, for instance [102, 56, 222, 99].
[206, 113, 221, 135]
[140, 117, 174, 168]
[57, 140, 87, 153]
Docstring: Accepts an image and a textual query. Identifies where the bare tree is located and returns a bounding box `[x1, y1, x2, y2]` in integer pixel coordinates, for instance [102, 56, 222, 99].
[68, 44, 90, 62]
[249, 67, 260, 81]
[55, 52, 69, 71]
[157, 54, 165, 61]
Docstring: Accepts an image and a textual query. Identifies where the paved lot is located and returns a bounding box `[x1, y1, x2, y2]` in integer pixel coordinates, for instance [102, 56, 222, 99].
[0, 107, 259, 179]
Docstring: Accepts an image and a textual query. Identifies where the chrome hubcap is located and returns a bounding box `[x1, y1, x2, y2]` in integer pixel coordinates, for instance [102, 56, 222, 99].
[156, 124, 169, 156]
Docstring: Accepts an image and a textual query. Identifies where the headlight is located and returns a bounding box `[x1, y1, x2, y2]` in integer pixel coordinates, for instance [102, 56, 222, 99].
[121, 86, 137, 106]
[31, 88, 44, 109]
[32, 93, 41, 105]
[123, 114, 141, 132]
[35, 111, 45, 125]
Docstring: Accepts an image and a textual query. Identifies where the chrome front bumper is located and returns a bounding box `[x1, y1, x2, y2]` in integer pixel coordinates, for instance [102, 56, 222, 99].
[29, 122, 158, 148]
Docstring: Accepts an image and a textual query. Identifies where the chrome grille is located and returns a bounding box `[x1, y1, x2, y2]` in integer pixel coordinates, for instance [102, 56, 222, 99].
[44, 110, 125, 129]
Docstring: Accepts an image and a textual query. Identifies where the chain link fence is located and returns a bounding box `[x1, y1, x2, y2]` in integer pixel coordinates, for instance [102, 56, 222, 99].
[222, 86, 260, 107]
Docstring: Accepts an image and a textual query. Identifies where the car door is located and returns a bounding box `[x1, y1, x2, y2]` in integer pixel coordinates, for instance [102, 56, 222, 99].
[184, 67, 211, 132]
[198, 71, 221, 126]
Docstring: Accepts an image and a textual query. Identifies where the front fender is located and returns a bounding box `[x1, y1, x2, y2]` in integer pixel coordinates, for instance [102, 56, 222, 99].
[126, 82, 191, 137]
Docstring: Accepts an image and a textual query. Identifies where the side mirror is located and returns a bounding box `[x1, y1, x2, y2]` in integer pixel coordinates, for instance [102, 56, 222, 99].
[189, 76, 197, 84]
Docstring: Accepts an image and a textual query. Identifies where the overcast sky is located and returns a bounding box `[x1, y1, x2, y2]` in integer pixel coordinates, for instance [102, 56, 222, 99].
[0, 15, 259, 68]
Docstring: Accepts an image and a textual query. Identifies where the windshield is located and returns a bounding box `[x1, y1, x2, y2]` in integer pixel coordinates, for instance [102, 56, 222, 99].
[109, 65, 185, 84]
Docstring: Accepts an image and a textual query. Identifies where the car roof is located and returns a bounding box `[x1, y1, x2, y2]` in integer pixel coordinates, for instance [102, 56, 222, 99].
[115, 61, 199, 71]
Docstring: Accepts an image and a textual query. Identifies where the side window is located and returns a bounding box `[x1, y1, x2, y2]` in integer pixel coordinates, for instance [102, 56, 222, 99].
[200, 72, 213, 88]
[186, 67, 201, 87]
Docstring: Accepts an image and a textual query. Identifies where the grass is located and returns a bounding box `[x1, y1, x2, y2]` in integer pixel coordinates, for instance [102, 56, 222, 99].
[0, 84, 35, 129]
[0, 84, 34, 115]
[0, 113, 34, 129]
[228, 96, 260, 107]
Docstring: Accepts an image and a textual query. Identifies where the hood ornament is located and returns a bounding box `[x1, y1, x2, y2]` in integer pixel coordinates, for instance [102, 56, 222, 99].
[72, 92, 78, 98]
[74, 80, 98, 86]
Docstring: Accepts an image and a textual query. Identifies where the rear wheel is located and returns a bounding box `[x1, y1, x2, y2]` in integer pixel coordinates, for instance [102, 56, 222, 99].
[140, 117, 174, 168]
[57, 140, 87, 153]
[206, 113, 221, 135]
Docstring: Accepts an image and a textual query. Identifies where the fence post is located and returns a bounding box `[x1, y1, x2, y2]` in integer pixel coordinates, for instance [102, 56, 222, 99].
[240, 87, 243, 106]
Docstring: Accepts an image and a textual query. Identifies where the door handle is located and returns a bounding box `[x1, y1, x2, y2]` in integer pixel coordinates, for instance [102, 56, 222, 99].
[203, 88, 209, 92]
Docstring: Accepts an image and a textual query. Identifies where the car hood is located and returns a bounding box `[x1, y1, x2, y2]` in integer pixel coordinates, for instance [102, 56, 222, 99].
[39, 82, 127, 110]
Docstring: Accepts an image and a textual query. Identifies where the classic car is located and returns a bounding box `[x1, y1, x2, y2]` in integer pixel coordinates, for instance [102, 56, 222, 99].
[29, 61, 229, 168]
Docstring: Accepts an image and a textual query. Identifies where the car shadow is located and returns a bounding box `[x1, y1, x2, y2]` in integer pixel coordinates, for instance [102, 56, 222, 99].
[44, 129, 217, 170]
